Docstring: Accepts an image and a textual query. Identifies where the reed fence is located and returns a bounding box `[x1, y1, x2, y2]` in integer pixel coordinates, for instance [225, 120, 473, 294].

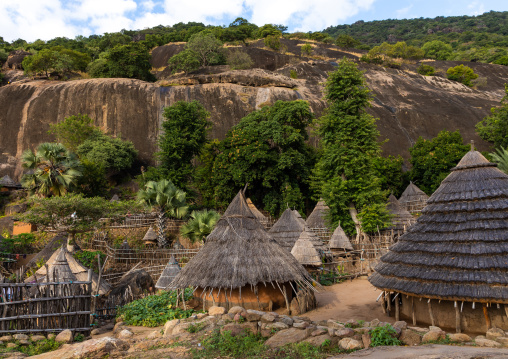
[0, 270, 92, 334]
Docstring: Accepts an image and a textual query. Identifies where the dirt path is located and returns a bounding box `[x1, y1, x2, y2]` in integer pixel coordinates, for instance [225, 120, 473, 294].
[305, 276, 393, 323]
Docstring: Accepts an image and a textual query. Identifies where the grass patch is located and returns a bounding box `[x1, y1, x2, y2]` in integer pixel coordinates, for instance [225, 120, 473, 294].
[370, 324, 402, 347]
[186, 322, 207, 333]
[0, 339, 63, 356]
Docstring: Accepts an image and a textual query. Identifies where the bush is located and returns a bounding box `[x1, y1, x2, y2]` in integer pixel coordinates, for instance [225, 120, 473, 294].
[289, 70, 298, 79]
[117, 289, 195, 327]
[264, 35, 281, 51]
[11, 338, 62, 356]
[446, 64, 478, 87]
[227, 49, 253, 70]
[167, 49, 200, 74]
[301, 43, 312, 56]
[494, 56, 508, 66]
[370, 324, 402, 347]
[417, 63, 435, 76]
[74, 250, 106, 273]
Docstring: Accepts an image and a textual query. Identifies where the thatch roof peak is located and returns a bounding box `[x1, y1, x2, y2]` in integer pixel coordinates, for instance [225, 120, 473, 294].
[143, 226, 157, 241]
[49, 246, 77, 282]
[329, 224, 353, 250]
[169, 190, 316, 291]
[306, 200, 330, 229]
[291, 230, 322, 266]
[370, 150, 508, 303]
[155, 255, 180, 289]
[246, 198, 267, 222]
[0, 175, 21, 188]
[400, 182, 428, 199]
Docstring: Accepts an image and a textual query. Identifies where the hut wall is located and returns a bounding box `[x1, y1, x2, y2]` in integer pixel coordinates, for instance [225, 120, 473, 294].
[400, 295, 508, 334]
[195, 283, 292, 311]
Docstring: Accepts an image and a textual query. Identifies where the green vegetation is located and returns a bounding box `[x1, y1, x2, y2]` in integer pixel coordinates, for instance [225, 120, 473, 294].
[290, 70, 298, 79]
[186, 322, 207, 333]
[370, 324, 401, 346]
[0, 338, 62, 356]
[196, 100, 316, 215]
[74, 250, 106, 273]
[417, 63, 436, 76]
[22, 46, 90, 78]
[180, 210, 221, 243]
[421, 40, 453, 60]
[264, 35, 282, 51]
[408, 131, 470, 195]
[48, 114, 102, 152]
[490, 146, 508, 174]
[368, 41, 424, 60]
[476, 84, 508, 148]
[21, 142, 82, 197]
[372, 155, 405, 197]
[301, 43, 312, 56]
[227, 49, 254, 70]
[168, 33, 225, 73]
[335, 34, 362, 49]
[446, 64, 478, 87]
[0, 232, 39, 254]
[312, 58, 390, 236]
[117, 289, 195, 327]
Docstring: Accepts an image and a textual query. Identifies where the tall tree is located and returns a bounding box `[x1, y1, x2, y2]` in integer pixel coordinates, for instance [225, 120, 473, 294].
[48, 113, 102, 151]
[312, 58, 390, 238]
[476, 84, 508, 149]
[21, 143, 82, 197]
[137, 180, 188, 248]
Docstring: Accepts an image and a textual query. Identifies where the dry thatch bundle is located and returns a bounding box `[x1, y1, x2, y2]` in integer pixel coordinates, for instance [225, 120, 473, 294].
[247, 198, 268, 227]
[398, 181, 429, 213]
[306, 200, 330, 230]
[291, 230, 322, 266]
[169, 190, 316, 292]
[370, 150, 508, 303]
[329, 224, 353, 251]
[155, 255, 181, 289]
[270, 209, 327, 253]
[386, 194, 416, 231]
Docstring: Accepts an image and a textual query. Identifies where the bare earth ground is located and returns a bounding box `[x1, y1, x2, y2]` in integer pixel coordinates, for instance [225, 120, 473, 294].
[305, 276, 393, 323]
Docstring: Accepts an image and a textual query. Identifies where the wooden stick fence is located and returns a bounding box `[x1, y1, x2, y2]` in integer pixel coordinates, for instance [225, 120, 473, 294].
[0, 270, 92, 335]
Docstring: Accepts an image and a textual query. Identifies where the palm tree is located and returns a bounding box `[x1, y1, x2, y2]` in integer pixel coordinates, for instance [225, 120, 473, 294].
[180, 209, 221, 243]
[21, 143, 82, 197]
[491, 146, 508, 174]
[138, 179, 188, 247]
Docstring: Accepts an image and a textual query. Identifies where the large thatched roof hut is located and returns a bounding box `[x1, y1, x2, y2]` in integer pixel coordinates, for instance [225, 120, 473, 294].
[169, 191, 317, 312]
[329, 224, 353, 251]
[398, 181, 429, 214]
[291, 230, 322, 266]
[306, 200, 331, 229]
[369, 149, 508, 333]
[386, 194, 416, 232]
[155, 255, 181, 290]
[269, 209, 327, 254]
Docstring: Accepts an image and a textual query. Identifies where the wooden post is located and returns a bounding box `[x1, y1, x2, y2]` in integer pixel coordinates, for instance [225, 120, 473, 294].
[182, 289, 187, 311]
[380, 292, 387, 314]
[504, 305, 508, 320]
[428, 299, 435, 326]
[411, 297, 416, 325]
[455, 302, 461, 333]
[395, 293, 400, 321]
[483, 303, 491, 330]
[386, 292, 391, 316]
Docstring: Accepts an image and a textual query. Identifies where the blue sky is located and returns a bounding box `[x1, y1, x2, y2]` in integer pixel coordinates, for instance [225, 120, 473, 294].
[1, 0, 507, 42]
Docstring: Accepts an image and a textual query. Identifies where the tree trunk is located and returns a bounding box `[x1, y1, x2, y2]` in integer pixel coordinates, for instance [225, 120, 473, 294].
[157, 210, 168, 248]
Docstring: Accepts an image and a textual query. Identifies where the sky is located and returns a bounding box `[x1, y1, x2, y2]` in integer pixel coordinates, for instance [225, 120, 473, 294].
[0, 0, 507, 42]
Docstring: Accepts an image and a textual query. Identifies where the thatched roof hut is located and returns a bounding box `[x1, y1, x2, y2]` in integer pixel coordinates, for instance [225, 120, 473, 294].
[306, 200, 330, 230]
[169, 190, 317, 312]
[386, 194, 416, 232]
[247, 198, 268, 227]
[24, 233, 67, 271]
[291, 230, 322, 266]
[26, 246, 111, 294]
[143, 226, 157, 246]
[398, 181, 429, 214]
[0, 175, 22, 190]
[155, 255, 180, 290]
[269, 209, 327, 254]
[329, 224, 353, 251]
[369, 149, 508, 332]
[46, 247, 77, 282]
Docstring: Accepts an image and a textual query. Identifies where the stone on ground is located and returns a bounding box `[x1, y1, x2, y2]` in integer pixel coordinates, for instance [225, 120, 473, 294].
[245, 310, 264, 322]
[422, 330, 445, 343]
[339, 337, 363, 350]
[261, 313, 277, 323]
[0, 335, 12, 341]
[399, 329, 422, 346]
[448, 333, 472, 343]
[362, 333, 371, 348]
[147, 331, 162, 340]
[486, 327, 505, 341]
[265, 328, 310, 348]
[13, 334, 28, 341]
[6, 343, 17, 348]
[31, 335, 46, 342]
[393, 321, 407, 330]
[228, 306, 245, 315]
[163, 319, 180, 337]
[208, 306, 226, 316]
[220, 322, 258, 336]
[495, 336, 508, 346]
[55, 330, 74, 343]
[117, 329, 134, 339]
[335, 328, 355, 338]
[303, 334, 337, 346]
[475, 337, 503, 348]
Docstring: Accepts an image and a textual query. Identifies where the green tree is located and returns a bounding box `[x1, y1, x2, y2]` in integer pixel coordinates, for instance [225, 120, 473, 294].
[76, 160, 109, 198]
[312, 58, 390, 238]
[226, 49, 253, 70]
[408, 131, 470, 194]
[196, 100, 316, 215]
[21, 47, 90, 77]
[372, 155, 404, 197]
[422, 40, 453, 60]
[137, 180, 188, 247]
[167, 50, 201, 74]
[476, 85, 508, 148]
[301, 43, 312, 56]
[490, 146, 508, 174]
[21, 143, 82, 197]
[157, 101, 211, 190]
[20, 194, 139, 244]
[48, 113, 102, 151]
[446, 64, 478, 87]
[417, 63, 435, 76]
[180, 209, 221, 243]
[335, 34, 361, 48]
[264, 35, 282, 51]
[256, 24, 282, 38]
[185, 32, 225, 67]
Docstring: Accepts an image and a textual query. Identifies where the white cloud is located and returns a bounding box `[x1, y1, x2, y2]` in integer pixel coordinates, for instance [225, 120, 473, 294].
[467, 1, 486, 16]
[0, 0, 377, 42]
[396, 5, 413, 19]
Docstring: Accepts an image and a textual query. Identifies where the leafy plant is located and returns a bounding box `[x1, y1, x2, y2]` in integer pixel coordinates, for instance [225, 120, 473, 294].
[74, 250, 106, 273]
[186, 322, 206, 333]
[227, 49, 253, 70]
[301, 43, 312, 56]
[180, 209, 221, 243]
[74, 333, 85, 342]
[117, 289, 195, 327]
[446, 64, 478, 87]
[290, 70, 298, 79]
[476, 84, 508, 149]
[490, 146, 508, 174]
[370, 324, 402, 347]
[417, 63, 435, 76]
[193, 329, 267, 358]
[4, 338, 63, 356]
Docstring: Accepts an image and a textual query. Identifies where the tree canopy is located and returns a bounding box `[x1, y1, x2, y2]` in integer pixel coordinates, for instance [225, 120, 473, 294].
[476, 84, 508, 148]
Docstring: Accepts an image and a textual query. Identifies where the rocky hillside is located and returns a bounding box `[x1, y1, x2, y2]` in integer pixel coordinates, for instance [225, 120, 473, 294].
[1, 39, 507, 179]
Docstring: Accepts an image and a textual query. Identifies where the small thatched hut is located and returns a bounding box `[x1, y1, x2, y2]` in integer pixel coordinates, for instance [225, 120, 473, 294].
[247, 198, 268, 228]
[369, 149, 508, 333]
[398, 181, 429, 214]
[386, 194, 416, 233]
[329, 224, 353, 252]
[46, 247, 77, 282]
[143, 226, 157, 246]
[0, 175, 22, 191]
[306, 200, 330, 230]
[26, 245, 111, 295]
[291, 230, 322, 266]
[155, 255, 181, 290]
[269, 209, 327, 254]
[169, 190, 318, 312]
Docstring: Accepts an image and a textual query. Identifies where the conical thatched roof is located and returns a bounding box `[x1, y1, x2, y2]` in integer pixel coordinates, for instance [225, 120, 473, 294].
[169, 191, 315, 291]
[47, 247, 77, 282]
[143, 226, 157, 242]
[270, 209, 327, 253]
[120, 240, 131, 250]
[386, 194, 416, 230]
[399, 182, 429, 209]
[26, 246, 111, 294]
[155, 255, 181, 289]
[306, 200, 330, 229]
[291, 230, 322, 266]
[370, 150, 508, 303]
[0, 175, 21, 188]
[24, 233, 67, 270]
[247, 198, 267, 224]
[329, 224, 353, 250]
[110, 194, 120, 202]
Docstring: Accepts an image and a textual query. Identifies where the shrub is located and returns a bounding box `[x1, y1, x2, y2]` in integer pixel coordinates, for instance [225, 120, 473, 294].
[167, 49, 201, 74]
[290, 70, 298, 79]
[11, 338, 62, 356]
[301, 43, 312, 56]
[227, 49, 253, 70]
[370, 324, 402, 347]
[74, 250, 106, 273]
[360, 54, 383, 64]
[417, 63, 435, 76]
[446, 64, 478, 87]
[494, 56, 508, 66]
[264, 35, 281, 51]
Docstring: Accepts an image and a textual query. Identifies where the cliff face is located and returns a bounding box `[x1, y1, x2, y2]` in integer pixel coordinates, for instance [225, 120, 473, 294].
[1, 42, 507, 179]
